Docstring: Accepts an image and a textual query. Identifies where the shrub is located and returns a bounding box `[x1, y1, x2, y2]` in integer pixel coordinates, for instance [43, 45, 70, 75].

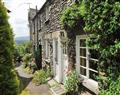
[22, 53, 32, 68]
[33, 69, 47, 85]
[0, 1, 19, 95]
[60, 0, 86, 29]
[64, 70, 78, 94]
[23, 67, 32, 74]
[45, 68, 52, 78]
[100, 75, 120, 95]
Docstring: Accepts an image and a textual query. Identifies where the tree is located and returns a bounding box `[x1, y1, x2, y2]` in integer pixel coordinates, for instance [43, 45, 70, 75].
[0, 0, 19, 95]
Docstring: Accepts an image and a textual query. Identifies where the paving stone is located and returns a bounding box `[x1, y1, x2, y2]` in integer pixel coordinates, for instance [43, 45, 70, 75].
[16, 63, 52, 95]
[48, 79, 65, 95]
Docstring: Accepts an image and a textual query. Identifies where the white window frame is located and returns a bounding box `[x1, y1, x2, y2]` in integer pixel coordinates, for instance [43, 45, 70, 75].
[45, 40, 50, 59]
[76, 35, 98, 81]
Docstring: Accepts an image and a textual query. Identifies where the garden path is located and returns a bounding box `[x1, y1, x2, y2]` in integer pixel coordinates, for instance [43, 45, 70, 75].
[16, 62, 52, 95]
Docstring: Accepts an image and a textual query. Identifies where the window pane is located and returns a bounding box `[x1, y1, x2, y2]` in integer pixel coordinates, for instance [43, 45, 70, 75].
[80, 39, 86, 47]
[80, 58, 86, 66]
[89, 70, 98, 81]
[80, 48, 86, 57]
[89, 49, 99, 59]
[89, 60, 98, 70]
[55, 40, 58, 62]
[80, 67, 86, 76]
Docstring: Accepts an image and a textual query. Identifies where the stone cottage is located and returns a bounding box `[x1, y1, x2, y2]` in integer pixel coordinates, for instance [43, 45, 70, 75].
[28, 0, 99, 94]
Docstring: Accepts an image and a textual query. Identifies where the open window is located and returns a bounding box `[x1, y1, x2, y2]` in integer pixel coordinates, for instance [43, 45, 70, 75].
[76, 35, 98, 81]
[76, 35, 99, 94]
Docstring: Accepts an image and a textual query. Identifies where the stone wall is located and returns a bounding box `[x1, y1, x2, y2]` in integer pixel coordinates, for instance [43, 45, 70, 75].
[28, 8, 37, 53]
[31, 0, 82, 68]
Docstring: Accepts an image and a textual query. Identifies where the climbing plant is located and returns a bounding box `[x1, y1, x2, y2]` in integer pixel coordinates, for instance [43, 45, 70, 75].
[0, 0, 19, 95]
[60, 0, 120, 93]
[60, 0, 86, 29]
[84, 0, 120, 90]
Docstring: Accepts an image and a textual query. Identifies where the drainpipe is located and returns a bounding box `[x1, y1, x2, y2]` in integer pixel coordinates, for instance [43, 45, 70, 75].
[36, 5, 38, 50]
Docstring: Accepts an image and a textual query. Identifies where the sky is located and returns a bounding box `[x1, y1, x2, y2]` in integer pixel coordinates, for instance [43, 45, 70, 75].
[4, 0, 46, 38]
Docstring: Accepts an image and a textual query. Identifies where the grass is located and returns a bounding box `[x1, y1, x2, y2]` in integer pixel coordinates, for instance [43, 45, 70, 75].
[19, 74, 31, 95]
[20, 89, 30, 95]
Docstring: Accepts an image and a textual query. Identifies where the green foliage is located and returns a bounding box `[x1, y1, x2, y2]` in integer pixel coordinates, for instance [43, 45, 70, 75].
[100, 75, 120, 95]
[20, 89, 30, 95]
[61, 0, 120, 93]
[23, 67, 32, 74]
[84, 0, 120, 89]
[33, 69, 47, 85]
[64, 70, 78, 93]
[15, 41, 31, 57]
[0, 0, 19, 95]
[60, 0, 86, 29]
[45, 68, 52, 78]
[22, 53, 32, 68]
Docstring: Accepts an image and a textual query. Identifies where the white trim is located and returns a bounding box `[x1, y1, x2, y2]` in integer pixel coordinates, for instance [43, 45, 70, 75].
[80, 66, 87, 69]
[76, 36, 80, 74]
[76, 35, 99, 94]
[76, 35, 98, 79]
[80, 56, 87, 59]
[90, 58, 98, 61]
[86, 45, 89, 78]
[89, 69, 98, 73]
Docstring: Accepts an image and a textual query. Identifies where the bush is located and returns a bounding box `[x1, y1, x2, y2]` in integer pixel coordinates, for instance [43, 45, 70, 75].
[60, 0, 86, 29]
[100, 75, 120, 95]
[64, 70, 78, 94]
[22, 53, 32, 68]
[33, 69, 47, 85]
[23, 67, 32, 74]
[0, 1, 19, 95]
[45, 68, 52, 78]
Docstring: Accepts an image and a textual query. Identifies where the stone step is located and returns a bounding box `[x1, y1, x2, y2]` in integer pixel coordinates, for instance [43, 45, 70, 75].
[48, 79, 66, 95]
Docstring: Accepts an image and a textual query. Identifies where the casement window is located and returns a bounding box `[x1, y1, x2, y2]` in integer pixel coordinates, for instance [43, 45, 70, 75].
[33, 21, 35, 34]
[76, 35, 98, 81]
[38, 15, 41, 30]
[45, 40, 50, 59]
[63, 42, 67, 54]
[55, 40, 58, 63]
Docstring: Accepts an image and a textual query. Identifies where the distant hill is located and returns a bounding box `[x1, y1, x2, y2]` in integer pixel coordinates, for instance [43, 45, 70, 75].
[15, 36, 30, 44]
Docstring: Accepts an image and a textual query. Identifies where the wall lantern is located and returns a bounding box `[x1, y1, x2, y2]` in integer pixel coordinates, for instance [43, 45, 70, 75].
[60, 31, 69, 46]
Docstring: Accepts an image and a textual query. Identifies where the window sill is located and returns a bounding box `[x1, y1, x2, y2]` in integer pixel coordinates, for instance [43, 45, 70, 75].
[82, 78, 99, 95]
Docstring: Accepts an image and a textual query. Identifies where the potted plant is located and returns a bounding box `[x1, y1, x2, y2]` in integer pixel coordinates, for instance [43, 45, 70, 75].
[64, 70, 78, 95]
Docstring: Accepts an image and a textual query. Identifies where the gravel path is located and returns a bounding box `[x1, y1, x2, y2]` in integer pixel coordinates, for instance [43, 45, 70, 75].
[16, 63, 52, 95]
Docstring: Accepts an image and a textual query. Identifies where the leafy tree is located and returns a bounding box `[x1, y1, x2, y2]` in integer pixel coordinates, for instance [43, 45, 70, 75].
[0, 0, 19, 95]
[15, 41, 31, 57]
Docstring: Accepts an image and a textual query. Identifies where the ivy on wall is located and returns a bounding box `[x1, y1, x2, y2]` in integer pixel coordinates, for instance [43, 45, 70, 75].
[60, 0, 86, 29]
[84, 0, 120, 90]
[60, 0, 120, 93]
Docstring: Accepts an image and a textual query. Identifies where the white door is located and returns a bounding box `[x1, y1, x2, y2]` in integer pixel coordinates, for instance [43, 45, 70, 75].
[53, 37, 63, 83]
[62, 43, 68, 83]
